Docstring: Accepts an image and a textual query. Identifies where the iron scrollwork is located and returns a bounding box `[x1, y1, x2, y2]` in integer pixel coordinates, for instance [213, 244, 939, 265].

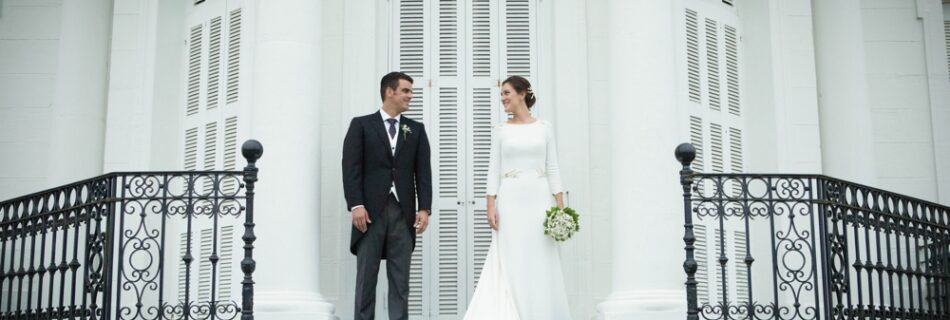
[0, 140, 262, 320]
[676, 142, 950, 320]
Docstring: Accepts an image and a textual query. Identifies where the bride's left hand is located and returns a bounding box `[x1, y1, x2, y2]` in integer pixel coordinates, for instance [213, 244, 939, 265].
[486, 207, 499, 231]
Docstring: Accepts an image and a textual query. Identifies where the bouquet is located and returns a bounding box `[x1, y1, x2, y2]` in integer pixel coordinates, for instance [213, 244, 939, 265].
[543, 206, 580, 242]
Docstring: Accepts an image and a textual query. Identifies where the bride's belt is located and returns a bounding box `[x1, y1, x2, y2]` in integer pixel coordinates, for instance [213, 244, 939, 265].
[502, 168, 546, 179]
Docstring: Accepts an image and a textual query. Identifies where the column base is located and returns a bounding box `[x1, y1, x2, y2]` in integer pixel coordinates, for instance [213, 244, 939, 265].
[595, 289, 686, 320]
[254, 291, 338, 320]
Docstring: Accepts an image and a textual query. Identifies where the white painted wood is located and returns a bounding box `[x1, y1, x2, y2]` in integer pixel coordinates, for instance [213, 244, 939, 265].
[811, 0, 878, 186]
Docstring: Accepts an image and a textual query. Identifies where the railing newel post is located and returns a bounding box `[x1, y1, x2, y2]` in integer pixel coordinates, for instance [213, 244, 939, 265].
[240, 139, 262, 320]
[676, 143, 699, 320]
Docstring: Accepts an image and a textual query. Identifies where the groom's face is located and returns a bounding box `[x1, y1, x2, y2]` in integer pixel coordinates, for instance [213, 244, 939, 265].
[387, 79, 414, 113]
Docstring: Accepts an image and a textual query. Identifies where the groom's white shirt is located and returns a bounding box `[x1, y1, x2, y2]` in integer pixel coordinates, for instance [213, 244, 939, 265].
[380, 109, 401, 202]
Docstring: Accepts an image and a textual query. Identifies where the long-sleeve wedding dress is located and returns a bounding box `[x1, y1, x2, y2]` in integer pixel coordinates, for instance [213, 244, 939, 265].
[463, 120, 572, 320]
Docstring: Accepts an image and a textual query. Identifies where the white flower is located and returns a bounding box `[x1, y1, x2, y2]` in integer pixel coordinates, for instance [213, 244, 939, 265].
[401, 124, 412, 139]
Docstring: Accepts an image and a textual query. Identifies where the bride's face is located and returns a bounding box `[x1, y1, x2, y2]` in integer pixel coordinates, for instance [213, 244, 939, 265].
[500, 83, 525, 113]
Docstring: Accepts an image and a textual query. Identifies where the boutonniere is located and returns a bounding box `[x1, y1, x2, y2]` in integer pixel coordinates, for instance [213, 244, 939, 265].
[401, 124, 412, 139]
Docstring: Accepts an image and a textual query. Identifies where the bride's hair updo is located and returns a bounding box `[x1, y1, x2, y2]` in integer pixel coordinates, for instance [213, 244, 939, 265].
[502, 76, 536, 110]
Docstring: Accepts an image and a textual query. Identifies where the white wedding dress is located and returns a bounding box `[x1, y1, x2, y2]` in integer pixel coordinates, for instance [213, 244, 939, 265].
[463, 120, 572, 320]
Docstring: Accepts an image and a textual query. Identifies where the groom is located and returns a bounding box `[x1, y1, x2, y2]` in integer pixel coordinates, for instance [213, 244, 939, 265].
[342, 71, 432, 320]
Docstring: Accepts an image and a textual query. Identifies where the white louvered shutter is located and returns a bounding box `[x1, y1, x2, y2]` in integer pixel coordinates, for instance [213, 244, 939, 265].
[407, 86, 428, 318]
[198, 228, 214, 303]
[728, 127, 743, 196]
[724, 25, 739, 116]
[187, 24, 202, 117]
[694, 225, 709, 303]
[944, 21, 949, 84]
[686, 9, 700, 103]
[710, 123, 723, 174]
[689, 116, 704, 172]
[733, 230, 749, 304]
[683, 0, 744, 310]
[466, 88, 495, 298]
[471, 0, 492, 78]
[436, 3, 462, 303]
[436, 86, 462, 316]
[218, 226, 235, 301]
[689, 116, 705, 193]
[501, 0, 533, 78]
[706, 18, 720, 112]
[226, 8, 242, 105]
[203, 122, 218, 194]
[463, 0, 501, 315]
[399, 0, 426, 79]
[208, 16, 222, 110]
[184, 128, 199, 171]
[222, 116, 239, 194]
[196, 226, 236, 304]
[174, 0, 245, 309]
[394, 0, 431, 316]
[713, 228, 726, 302]
[178, 232, 194, 302]
[434, 0, 467, 315]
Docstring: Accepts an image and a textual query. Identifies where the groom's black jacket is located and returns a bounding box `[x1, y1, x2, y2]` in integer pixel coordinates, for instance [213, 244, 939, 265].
[342, 112, 432, 255]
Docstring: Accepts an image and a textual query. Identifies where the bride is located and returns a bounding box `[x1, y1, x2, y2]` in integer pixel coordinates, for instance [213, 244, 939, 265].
[463, 76, 572, 319]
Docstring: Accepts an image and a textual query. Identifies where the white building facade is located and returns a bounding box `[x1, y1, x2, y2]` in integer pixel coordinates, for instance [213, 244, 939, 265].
[1, 0, 948, 319]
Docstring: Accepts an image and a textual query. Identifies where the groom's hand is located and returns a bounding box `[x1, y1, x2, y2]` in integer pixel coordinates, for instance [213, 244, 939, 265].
[352, 207, 371, 233]
[415, 210, 430, 234]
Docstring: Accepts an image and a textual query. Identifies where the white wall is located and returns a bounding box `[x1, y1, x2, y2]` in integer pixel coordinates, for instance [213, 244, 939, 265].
[148, 0, 187, 171]
[0, 0, 61, 199]
[102, 0, 186, 172]
[740, 0, 823, 174]
[941, 0, 950, 204]
[862, 0, 940, 201]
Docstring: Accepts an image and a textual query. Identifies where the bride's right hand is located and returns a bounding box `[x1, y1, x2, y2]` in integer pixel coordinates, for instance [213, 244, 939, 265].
[487, 207, 499, 231]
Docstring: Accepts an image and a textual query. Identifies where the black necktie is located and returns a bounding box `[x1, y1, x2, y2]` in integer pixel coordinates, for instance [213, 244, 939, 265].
[387, 118, 397, 139]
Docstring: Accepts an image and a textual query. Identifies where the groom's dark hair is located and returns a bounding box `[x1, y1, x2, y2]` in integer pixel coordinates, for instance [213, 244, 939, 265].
[380, 72, 414, 102]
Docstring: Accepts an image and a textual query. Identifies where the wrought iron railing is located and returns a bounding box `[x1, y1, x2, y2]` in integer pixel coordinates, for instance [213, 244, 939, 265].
[0, 140, 262, 320]
[675, 143, 950, 320]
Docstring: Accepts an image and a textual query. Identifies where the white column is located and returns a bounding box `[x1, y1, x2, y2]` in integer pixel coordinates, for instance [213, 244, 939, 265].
[922, 0, 950, 204]
[46, 0, 112, 185]
[249, 0, 336, 318]
[811, 0, 877, 185]
[596, 1, 686, 319]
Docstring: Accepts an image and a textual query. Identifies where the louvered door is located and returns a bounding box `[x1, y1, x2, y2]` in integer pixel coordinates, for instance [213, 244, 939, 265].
[173, 0, 245, 310]
[394, 1, 431, 317]
[462, 0, 502, 311]
[394, 1, 536, 318]
[433, 0, 467, 315]
[682, 0, 747, 307]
